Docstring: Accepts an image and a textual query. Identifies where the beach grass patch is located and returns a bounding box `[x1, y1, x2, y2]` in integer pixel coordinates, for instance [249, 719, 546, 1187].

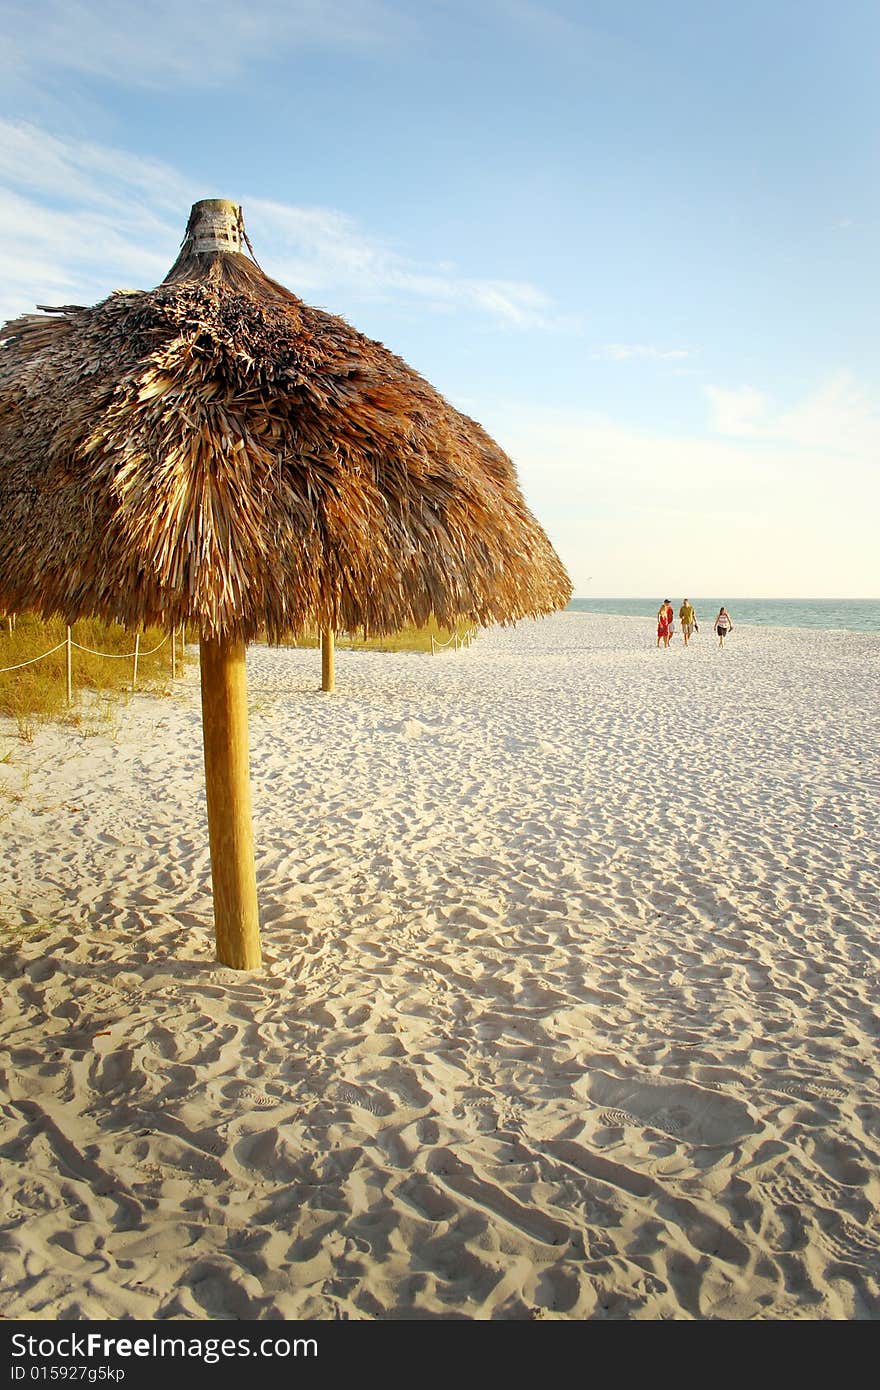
[261, 616, 474, 654]
[0, 613, 176, 735]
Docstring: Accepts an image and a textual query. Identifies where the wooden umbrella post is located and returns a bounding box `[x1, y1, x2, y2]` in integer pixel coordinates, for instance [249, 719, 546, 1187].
[320, 627, 335, 693]
[199, 636, 262, 970]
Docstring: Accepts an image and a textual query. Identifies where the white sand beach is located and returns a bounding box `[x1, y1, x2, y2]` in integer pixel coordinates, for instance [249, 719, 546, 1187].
[0, 611, 878, 1321]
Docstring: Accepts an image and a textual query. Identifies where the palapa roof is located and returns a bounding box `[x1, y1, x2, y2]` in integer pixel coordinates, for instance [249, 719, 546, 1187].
[0, 200, 571, 641]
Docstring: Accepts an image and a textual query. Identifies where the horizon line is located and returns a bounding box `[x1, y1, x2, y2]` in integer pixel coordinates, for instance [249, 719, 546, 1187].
[568, 595, 880, 602]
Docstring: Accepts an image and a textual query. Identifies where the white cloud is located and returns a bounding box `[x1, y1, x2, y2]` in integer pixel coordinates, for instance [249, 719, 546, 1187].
[0, 123, 190, 213]
[0, 120, 561, 331]
[706, 374, 880, 465]
[0, 124, 191, 320]
[247, 199, 567, 328]
[0, 191, 180, 324]
[1, 0, 405, 90]
[704, 384, 770, 437]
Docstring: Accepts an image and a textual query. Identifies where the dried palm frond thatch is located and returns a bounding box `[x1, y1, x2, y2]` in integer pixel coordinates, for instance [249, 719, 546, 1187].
[0, 200, 572, 969]
[0, 205, 570, 642]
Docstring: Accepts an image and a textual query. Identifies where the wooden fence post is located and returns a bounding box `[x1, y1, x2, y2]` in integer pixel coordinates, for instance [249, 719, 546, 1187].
[66, 627, 72, 705]
[132, 633, 140, 690]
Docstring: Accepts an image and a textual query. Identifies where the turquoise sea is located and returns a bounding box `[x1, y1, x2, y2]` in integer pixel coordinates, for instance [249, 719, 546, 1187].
[567, 598, 880, 633]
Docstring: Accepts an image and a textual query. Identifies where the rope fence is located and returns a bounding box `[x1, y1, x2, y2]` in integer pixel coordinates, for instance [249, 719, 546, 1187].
[0, 641, 69, 672]
[69, 634, 168, 659]
[0, 620, 186, 703]
[3, 614, 474, 703]
[430, 628, 477, 654]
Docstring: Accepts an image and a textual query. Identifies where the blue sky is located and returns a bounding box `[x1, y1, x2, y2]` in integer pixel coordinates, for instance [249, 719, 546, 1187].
[2, 0, 878, 597]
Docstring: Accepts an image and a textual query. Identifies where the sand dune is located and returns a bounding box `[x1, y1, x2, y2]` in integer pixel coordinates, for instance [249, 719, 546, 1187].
[0, 612, 878, 1319]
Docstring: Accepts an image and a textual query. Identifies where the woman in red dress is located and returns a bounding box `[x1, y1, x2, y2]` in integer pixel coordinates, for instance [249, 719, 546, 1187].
[657, 599, 672, 648]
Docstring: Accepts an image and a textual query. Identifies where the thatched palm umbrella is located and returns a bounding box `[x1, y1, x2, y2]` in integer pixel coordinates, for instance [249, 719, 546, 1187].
[0, 199, 571, 969]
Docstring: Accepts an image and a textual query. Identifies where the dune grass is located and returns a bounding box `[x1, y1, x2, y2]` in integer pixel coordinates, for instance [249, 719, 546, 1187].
[273, 616, 474, 653]
[0, 612, 476, 738]
[0, 613, 178, 740]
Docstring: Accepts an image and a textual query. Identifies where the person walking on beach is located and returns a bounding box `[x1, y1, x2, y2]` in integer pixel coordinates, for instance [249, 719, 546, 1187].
[657, 599, 673, 648]
[714, 606, 733, 647]
[679, 598, 697, 647]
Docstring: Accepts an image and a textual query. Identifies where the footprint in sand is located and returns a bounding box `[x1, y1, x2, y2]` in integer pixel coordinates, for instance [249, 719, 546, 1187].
[820, 1213, 880, 1264]
[588, 1071, 758, 1146]
[598, 1109, 639, 1128]
[774, 1080, 848, 1103]
[648, 1107, 689, 1138]
[334, 1083, 393, 1117]
[226, 1085, 278, 1109]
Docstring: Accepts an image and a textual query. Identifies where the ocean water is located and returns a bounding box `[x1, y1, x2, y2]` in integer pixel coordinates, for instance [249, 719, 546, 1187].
[567, 597, 880, 633]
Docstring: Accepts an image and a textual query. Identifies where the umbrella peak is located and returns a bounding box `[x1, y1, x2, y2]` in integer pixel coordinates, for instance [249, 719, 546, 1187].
[184, 198, 243, 256]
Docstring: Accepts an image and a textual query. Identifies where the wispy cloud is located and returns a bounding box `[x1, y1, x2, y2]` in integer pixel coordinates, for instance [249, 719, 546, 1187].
[493, 0, 590, 47]
[491, 0, 624, 71]
[593, 343, 692, 362]
[0, 120, 563, 331]
[704, 384, 769, 436]
[0, 123, 189, 320]
[247, 199, 567, 328]
[2, 0, 406, 90]
[0, 121, 190, 213]
[705, 374, 880, 464]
